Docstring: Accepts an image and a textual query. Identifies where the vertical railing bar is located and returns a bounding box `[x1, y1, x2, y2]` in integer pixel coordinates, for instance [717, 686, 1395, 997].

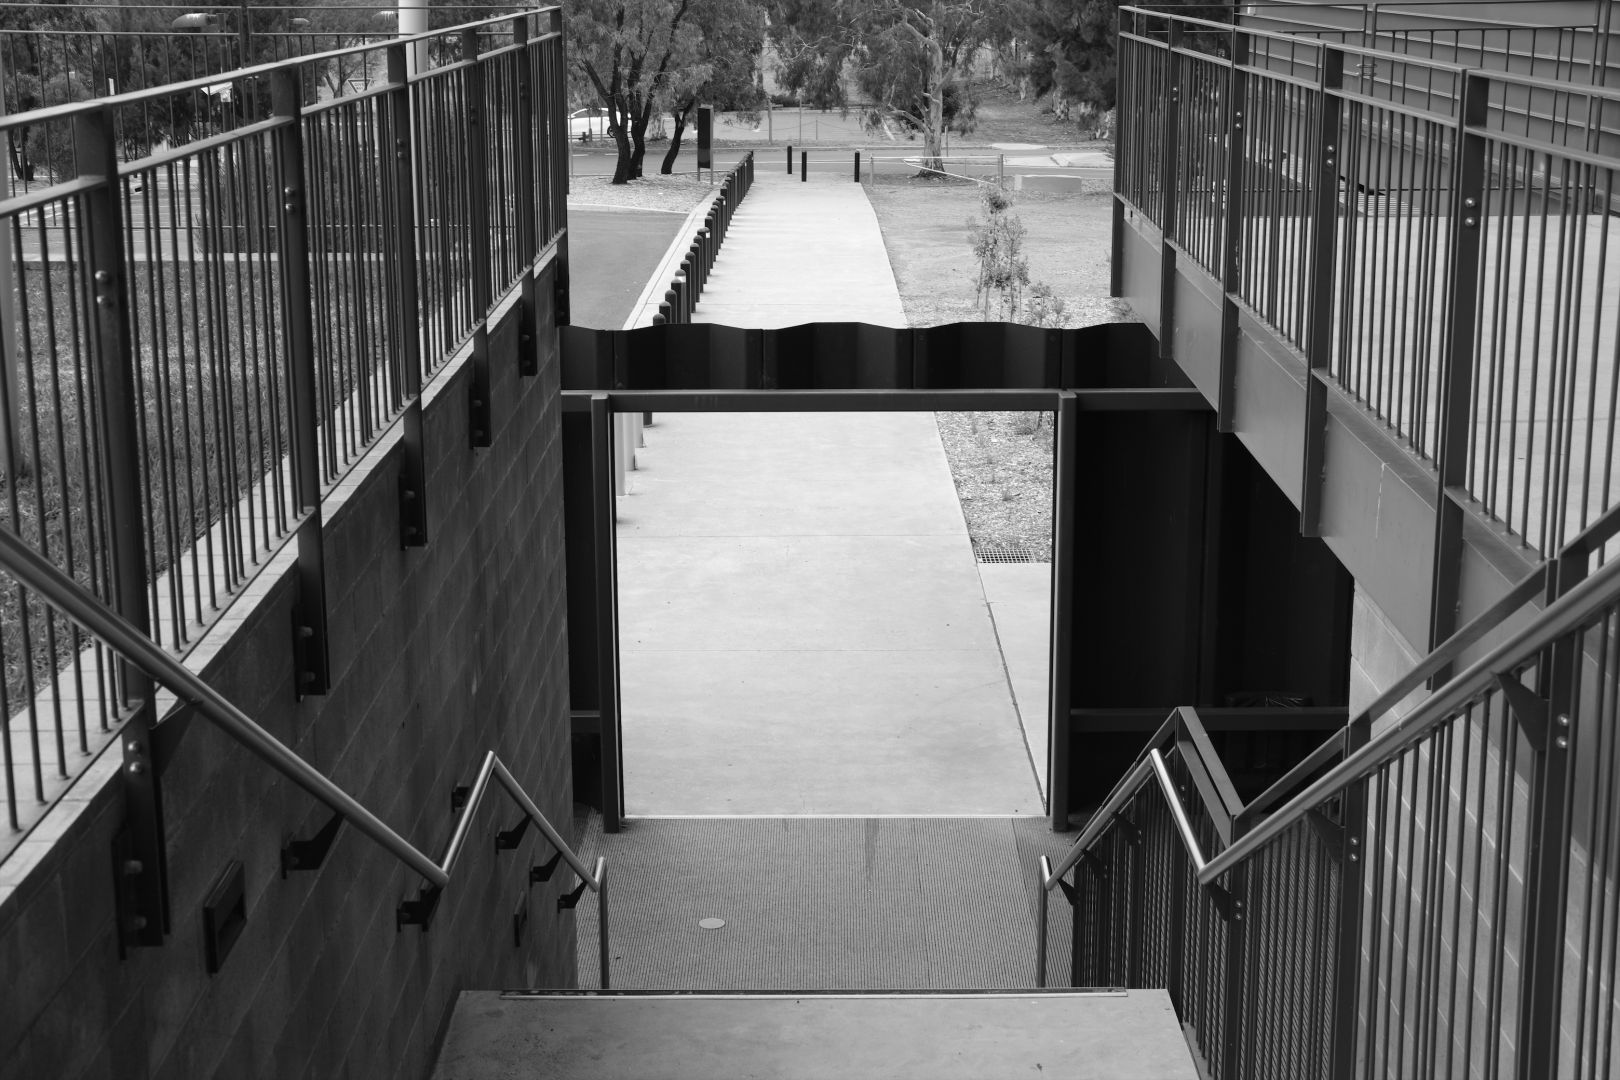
[462, 26, 493, 449]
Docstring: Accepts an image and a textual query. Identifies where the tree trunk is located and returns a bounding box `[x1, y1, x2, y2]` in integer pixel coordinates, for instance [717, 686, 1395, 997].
[922, 33, 946, 174]
[610, 106, 634, 184]
[660, 105, 692, 175]
[629, 112, 648, 180]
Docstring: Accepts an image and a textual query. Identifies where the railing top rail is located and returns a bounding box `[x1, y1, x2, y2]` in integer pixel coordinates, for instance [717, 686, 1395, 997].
[0, 5, 560, 136]
[1202, 551, 1620, 883]
[0, 524, 600, 896]
[1119, 4, 1614, 81]
[1233, 0, 1602, 32]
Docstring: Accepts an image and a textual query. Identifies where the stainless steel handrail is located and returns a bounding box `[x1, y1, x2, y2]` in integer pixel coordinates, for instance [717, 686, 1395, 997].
[1036, 553, 1620, 985]
[1037, 749, 1201, 987]
[1201, 552, 1620, 883]
[0, 526, 607, 979]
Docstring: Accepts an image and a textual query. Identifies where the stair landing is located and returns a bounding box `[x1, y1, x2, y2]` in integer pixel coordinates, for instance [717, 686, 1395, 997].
[432, 989, 1198, 1079]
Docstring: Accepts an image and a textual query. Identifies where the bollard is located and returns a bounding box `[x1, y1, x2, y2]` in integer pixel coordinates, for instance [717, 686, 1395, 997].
[663, 290, 677, 324]
[801, 151, 807, 182]
[653, 311, 666, 326]
[787, 144, 793, 174]
[854, 150, 861, 183]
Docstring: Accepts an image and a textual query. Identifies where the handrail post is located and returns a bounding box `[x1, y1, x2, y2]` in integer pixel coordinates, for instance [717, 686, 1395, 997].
[1036, 855, 1052, 988]
[385, 44, 428, 548]
[76, 104, 168, 950]
[597, 856, 611, 990]
[1298, 45, 1345, 537]
[464, 26, 494, 449]
[271, 70, 332, 698]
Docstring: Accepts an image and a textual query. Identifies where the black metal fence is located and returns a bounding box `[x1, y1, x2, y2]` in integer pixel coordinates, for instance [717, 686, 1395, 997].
[0, 10, 568, 858]
[1047, 499, 1620, 1077]
[1117, 6, 1620, 563]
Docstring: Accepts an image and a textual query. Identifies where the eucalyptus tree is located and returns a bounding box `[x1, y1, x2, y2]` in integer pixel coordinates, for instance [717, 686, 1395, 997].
[770, 0, 993, 172]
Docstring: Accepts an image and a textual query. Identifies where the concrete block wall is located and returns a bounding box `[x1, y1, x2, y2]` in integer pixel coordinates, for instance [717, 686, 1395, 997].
[0, 285, 576, 1080]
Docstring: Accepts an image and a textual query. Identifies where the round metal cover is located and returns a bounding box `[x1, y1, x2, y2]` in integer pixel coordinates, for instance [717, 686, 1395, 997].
[699, 918, 725, 930]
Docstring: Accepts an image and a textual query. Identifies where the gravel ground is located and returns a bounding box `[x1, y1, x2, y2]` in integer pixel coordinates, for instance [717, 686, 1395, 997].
[866, 174, 1131, 561]
[567, 173, 721, 215]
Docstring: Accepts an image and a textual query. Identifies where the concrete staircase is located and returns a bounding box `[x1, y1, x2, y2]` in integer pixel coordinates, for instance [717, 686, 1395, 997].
[431, 989, 1198, 1079]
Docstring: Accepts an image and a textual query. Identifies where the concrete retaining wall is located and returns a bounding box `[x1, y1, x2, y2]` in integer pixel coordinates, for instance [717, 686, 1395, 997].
[0, 273, 576, 1080]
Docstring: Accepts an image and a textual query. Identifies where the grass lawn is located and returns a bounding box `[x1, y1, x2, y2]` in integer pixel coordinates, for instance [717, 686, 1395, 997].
[858, 83, 1132, 561]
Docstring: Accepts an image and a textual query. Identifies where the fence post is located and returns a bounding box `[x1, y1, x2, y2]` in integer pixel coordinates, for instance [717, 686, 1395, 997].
[1329, 718, 1371, 1080]
[1156, 21, 1183, 363]
[463, 27, 493, 448]
[513, 14, 540, 378]
[1426, 71, 1489, 655]
[1298, 46, 1345, 538]
[1518, 548, 1588, 1073]
[270, 70, 332, 698]
[385, 44, 428, 548]
[77, 105, 168, 950]
[1216, 30, 1249, 433]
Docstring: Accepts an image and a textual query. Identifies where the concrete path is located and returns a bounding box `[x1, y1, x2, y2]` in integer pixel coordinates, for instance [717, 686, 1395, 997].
[615, 172, 1042, 815]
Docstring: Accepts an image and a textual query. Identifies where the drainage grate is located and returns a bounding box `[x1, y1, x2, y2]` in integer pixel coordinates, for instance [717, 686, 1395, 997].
[974, 546, 1035, 564]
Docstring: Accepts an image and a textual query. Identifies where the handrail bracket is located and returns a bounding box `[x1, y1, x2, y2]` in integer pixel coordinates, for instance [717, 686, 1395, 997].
[495, 815, 533, 851]
[530, 852, 563, 884]
[281, 812, 345, 877]
[397, 885, 445, 931]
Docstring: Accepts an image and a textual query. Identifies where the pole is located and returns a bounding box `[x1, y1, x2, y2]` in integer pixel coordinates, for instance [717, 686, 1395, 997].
[0, 45, 16, 465]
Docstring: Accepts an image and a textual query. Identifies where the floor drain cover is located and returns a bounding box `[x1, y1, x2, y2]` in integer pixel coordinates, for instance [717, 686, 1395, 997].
[699, 918, 725, 930]
[975, 546, 1035, 564]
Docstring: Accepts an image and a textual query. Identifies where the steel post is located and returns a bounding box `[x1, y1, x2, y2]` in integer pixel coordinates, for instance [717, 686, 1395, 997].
[1299, 48, 1345, 537]
[1048, 391, 1078, 829]
[590, 395, 623, 831]
[270, 72, 331, 696]
[386, 45, 428, 548]
[76, 106, 168, 949]
[463, 28, 493, 449]
[1156, 23, 1183, 362]
[1517, 549, 1587, 1072]
[1427, 73, 1489, 656]
[514, 16, 540, 378]
[1216, 32, 1249, 432]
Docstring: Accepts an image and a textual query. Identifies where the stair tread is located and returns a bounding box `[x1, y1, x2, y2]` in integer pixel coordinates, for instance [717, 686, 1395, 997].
[432, 988, 1198, 1079]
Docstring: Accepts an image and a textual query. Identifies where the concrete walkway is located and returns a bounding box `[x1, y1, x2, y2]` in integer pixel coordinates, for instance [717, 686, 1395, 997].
[615, 172, 1043, 815]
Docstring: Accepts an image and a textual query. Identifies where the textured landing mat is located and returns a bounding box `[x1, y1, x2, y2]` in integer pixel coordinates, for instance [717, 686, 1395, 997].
[573, 814, 1079, 991]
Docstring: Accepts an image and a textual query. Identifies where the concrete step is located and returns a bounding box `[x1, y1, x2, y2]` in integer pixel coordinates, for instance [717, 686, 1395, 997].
[432, 989, 1198, 1079]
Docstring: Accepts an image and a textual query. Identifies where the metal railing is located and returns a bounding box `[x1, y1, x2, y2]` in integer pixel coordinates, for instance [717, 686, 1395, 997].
[1038, 501, 1620, 1078]
[1118, 5, 1620, 564]
[1, 10, 568, 860]
[0, 521, 610, 984]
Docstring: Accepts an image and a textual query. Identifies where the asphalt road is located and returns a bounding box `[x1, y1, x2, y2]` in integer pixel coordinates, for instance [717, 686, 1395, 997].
[565, 206, 687, 330]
